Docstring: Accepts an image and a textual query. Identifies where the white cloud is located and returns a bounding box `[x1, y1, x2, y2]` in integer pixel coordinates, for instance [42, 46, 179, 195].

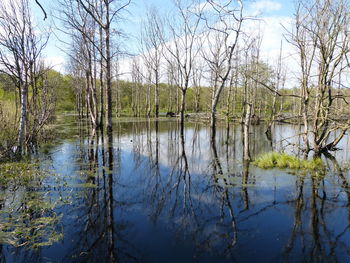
[117, 1, 301, 89]
[250, 0, 282, 16]
[258, 16, 300, 87]
[242, 15, 299, 88]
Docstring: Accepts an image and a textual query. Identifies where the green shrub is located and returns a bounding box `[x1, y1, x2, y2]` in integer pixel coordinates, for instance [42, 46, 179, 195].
[0, 101, 17, 155]
[253, 152, 325, 172]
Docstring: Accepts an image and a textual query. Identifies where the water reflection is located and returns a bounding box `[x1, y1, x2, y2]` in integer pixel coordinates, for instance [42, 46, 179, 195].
[1, 119, 350, 262]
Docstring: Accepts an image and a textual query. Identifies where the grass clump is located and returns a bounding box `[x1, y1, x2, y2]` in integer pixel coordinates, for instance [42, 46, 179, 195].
[253, 152, 325, 171]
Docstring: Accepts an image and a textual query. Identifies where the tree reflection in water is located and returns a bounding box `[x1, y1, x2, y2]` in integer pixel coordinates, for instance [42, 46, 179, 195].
[1, 120, 350, 262]
[54, 125, 141, 263]
[282, 154, 350, 262]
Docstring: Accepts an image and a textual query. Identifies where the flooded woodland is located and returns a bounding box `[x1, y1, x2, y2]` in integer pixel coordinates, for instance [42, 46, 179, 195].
[1, 116, 350, 262]
[1, 0, 350, 262]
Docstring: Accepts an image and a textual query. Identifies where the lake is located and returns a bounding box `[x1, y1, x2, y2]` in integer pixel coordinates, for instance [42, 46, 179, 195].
[1, 116, 350, 262]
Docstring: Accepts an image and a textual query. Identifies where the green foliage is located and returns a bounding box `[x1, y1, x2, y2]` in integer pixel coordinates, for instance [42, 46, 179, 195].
[55, 73, 76, 112]
[0, 69, 76, 157]
[0, 96, 17, 155]
[0, 73, 16, 94]
[253, 152, 325, 172]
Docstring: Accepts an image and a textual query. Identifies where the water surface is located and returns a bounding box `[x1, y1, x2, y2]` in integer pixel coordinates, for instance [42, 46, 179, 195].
[1, 117, 350, 263]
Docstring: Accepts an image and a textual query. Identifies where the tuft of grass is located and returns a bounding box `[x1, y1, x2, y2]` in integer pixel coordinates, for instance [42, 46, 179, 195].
[253, 152, 325, 172]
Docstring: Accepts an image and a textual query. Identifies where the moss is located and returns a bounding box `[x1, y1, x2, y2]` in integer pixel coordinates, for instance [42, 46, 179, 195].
[253, 152, 325, 172]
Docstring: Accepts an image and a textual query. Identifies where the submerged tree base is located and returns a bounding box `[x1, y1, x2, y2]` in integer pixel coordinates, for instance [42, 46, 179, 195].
[253, 152, 325, 171]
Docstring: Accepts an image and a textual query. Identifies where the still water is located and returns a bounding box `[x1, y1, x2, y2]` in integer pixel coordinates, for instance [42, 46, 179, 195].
[1, 117, 350, 262]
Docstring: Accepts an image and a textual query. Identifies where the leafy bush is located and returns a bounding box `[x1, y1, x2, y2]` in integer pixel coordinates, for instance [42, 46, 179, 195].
[253, 152, 325, 172]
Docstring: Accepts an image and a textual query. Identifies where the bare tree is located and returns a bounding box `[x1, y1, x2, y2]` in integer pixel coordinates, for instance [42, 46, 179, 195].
[166, 60, 177, 113]
[287, 0, 350, 155]
[201, 0, 245, 135]
[266, 41, 285, 135]
[161, 0, 203, 124]
[67, 56, 86, 119]
[192, 61, 204, 113]
[243, 102, 252, 161]
[131, 57, 142, 117]
[27, 64, 57, 145]
[285, 2, 316, 153]
[35, 0, 47, 20]
[140, 7, 163, 118]
[0, 0, 49, 153]
[114, 56, 122, 117]
[240, 37, 255, 161]
[58, 0, 101, 128]
[68, 0, 130, 132]
[57, 0, 130, 131]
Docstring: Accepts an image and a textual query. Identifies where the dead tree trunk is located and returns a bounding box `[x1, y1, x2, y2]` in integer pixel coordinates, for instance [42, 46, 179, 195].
[243, 103, 252, 161]
[18, 82, 28, 152]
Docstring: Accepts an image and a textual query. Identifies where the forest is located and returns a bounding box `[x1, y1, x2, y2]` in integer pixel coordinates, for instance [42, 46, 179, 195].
[0, 0, 349, 158]
[0, 0, 350, 262]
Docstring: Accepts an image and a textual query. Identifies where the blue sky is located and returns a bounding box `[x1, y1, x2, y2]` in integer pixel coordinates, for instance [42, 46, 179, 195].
[31, 0, 296, 74]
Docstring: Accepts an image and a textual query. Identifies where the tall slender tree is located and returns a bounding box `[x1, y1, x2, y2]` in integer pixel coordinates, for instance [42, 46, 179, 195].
[140, 7, 163, 118]
[161, 0, 203, 124]
[0, 0, 49, 153]
[201, 0, 245, 136]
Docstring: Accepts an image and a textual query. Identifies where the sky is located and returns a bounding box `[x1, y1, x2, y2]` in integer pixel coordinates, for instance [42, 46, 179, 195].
[31, 0, 298, 85]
